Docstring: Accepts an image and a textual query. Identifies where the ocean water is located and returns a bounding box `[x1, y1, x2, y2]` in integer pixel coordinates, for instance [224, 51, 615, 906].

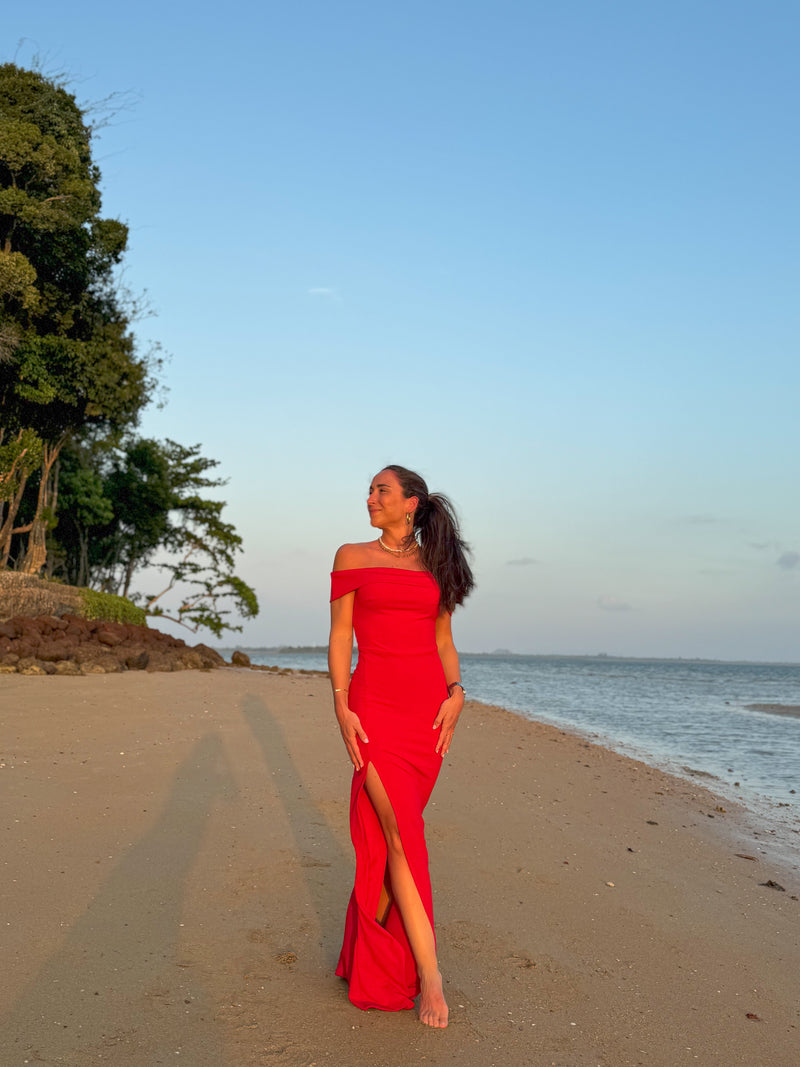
[241, 649, 800, 826]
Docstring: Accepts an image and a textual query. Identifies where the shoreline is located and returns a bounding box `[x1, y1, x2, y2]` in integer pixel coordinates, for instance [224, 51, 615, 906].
[234, 650, 800, 820]
[469, 696, 800, 880]
[2, 671, 798, 1065]
[467, 697, 800, 873]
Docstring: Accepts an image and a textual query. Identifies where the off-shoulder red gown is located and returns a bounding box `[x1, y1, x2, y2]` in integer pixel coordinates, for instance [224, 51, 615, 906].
[330, 567, 448, 1011]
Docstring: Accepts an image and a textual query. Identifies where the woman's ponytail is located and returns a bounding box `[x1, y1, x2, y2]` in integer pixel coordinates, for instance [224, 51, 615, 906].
[384, 465, 474, 612]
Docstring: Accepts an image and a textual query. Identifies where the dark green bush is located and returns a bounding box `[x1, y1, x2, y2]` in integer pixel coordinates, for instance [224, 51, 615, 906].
[79, 588, 147, 626]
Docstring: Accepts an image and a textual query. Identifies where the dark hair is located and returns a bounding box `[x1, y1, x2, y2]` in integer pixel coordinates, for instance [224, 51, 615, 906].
[383, 464, 474, 613]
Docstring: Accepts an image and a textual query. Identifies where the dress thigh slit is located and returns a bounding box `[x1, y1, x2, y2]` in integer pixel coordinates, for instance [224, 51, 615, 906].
[335, 750, 437, 1010]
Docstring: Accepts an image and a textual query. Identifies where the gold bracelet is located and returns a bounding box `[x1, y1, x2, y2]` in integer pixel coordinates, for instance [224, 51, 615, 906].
[333, 687, 348, 693]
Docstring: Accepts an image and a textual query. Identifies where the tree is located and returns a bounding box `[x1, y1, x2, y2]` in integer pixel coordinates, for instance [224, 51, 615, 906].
[52, 436, 259, 637]
[44, 433, 113, 586]
[1, 65, 256, 637]
[0, 63, 153, 572]
[0, 426, 43, 567]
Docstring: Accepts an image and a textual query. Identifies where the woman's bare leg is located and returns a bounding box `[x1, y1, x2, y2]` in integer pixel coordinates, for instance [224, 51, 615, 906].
[364, 762, 448, 1028]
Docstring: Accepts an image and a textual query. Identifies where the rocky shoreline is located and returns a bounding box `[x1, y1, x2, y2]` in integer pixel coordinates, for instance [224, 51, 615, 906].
[0, 613, 329, 677]
[0, 613, 232, 675]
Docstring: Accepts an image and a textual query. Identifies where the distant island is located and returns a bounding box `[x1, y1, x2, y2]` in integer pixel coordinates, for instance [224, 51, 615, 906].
[463, 651, 800, 666]
[216, 646, 799, 667]
[218, 644, 330, 654]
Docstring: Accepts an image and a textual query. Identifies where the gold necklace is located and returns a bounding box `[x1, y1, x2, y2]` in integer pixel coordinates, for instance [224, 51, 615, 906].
[378, 536, 417, 556]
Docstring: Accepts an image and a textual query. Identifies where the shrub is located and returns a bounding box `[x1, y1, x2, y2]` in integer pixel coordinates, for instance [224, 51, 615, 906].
[79, 588, 147, 626]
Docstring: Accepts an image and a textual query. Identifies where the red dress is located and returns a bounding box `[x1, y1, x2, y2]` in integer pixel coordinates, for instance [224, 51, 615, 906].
[330, 567, 448, 1010]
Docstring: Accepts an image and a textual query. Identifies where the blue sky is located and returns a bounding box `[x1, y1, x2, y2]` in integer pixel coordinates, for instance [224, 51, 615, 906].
[5, 2, 799, 659]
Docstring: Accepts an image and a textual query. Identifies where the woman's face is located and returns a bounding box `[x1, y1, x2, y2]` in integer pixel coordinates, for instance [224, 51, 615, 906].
[367, 469, 414, 529]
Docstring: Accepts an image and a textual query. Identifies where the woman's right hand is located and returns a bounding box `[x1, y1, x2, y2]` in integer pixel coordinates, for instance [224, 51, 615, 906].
[336, 706, 369, 770]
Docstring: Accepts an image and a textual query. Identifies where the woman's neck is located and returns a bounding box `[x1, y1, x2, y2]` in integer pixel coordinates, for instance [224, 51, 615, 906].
[376, 530, 418, 556]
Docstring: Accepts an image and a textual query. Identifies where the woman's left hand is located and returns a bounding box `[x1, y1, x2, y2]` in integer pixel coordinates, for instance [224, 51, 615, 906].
[433, 692, 464, 756]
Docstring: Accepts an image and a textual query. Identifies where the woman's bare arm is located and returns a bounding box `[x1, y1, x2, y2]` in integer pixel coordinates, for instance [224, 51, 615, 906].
[432, 612, 465, 756]
[329, 547, 370, 769]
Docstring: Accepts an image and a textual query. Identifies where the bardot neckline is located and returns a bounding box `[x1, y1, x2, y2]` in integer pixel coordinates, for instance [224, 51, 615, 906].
[331, 566, 430, 575]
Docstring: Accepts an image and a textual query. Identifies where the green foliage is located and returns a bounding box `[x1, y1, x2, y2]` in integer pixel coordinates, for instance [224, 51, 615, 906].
[79, 587, 146, 625]
[0, 62, 155, 573]
[0, 428, 42, 502]
[133, 440, 260, 636]
[52, 435, 258, 636]
[0, 249, 39, 311]
[1, 64, 256, 635]
[146, 572, 259, 639]
[59, 458, 113, 527]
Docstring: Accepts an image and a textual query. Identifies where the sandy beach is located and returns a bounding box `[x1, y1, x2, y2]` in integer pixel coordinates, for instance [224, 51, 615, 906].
[1, 670, 798, 1066]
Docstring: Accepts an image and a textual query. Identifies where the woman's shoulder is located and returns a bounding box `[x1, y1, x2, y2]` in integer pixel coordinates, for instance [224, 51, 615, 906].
[332, 541, 380, 571]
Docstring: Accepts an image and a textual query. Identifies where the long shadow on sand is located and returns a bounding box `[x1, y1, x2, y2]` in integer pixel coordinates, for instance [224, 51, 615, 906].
[1, 733, 235, 1064]
[239, 692, 352, 968]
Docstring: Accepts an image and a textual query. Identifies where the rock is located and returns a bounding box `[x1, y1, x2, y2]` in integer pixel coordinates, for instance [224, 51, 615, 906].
[125, 650, 150, 670]
[231, 650, 251, 667]
[54, 660, 81, 676]
[145, 652, 176, 672]
[20, 664, 47, 676]
[75, 647, 120, 673]
[37, 640, 75, 663]
[195, 644, 226, 667]
[73, 646, 98, 665]
[0, 609, 229, 675]
[97, 630, 124, 647]
[179, 650, 205, 670]
[12, 639, 36, 659]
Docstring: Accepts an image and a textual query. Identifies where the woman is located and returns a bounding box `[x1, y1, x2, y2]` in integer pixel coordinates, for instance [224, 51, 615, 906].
[328, 464, 474, 1028]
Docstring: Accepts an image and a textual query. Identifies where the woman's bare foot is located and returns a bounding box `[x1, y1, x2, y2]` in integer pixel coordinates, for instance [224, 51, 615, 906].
[418, 971, 449, 1028]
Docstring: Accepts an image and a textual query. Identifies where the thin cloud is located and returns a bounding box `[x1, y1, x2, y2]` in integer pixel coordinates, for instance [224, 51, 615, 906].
[748, 541, 771, 551]
[777, 551, 800, 571]
[677, 514, 723, 525]
[308, 286, 341, 301]
[597, 595, 631, 612]
[506, 557, 539, 567]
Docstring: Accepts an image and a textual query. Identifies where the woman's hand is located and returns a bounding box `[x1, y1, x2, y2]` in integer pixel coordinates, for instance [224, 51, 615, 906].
[433, 692, 464, 756]
[337, 705, 370, 770]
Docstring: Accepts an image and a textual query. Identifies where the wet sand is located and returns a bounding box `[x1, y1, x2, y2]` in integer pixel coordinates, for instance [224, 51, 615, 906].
[1, 670, 798, 1066]
[745, 703, 800, 719]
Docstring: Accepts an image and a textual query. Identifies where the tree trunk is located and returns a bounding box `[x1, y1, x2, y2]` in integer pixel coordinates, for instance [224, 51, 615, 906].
[42, 460, 61, 578]
[19, 439, 65, 575]
[0, 429, 35, 568]
[0, 470, 30, 568]
[122, 556, 136, 599]
[78, 527, 89, 588]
